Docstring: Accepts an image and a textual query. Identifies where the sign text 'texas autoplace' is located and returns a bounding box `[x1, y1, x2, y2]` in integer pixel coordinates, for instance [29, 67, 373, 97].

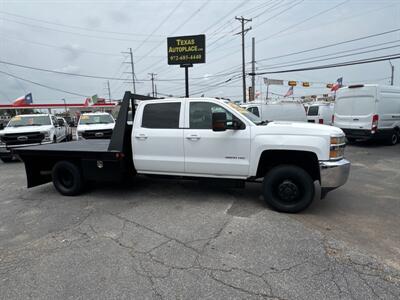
[167, 34, 205, 65]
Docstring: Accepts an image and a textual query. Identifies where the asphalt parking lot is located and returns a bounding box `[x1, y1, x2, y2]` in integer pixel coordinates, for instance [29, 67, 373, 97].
[0, 143, 399, 299]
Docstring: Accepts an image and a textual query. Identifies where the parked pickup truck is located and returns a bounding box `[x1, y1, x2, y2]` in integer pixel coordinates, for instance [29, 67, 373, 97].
[0, 114, 67, 162]
[14, 92, 350, 213]
[76, 112, 115, 140]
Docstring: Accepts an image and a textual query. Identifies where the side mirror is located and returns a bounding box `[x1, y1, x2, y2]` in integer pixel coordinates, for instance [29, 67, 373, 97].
[57, 119, 64, 126]
[212, 112, 227, 131]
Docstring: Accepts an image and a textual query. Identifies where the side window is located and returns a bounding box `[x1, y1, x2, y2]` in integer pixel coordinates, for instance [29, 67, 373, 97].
[142, 102, 181, 129]
[189, 102, 243, 130]
[248, 107, 260, 117]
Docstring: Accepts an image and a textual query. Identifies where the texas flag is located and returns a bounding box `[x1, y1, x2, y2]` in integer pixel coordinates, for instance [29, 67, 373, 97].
[331, 77, 343, 92]
[284, 86, 294, 97]
[13, 93, 33, 106]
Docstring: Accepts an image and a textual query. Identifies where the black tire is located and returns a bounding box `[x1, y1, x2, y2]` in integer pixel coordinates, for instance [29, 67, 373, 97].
[387, 130, 399, 146]
[53, 136, 57, 144]
[52, 161, 84, 196]
[262, 165, 315, 213]
[1, 157, 13, 163]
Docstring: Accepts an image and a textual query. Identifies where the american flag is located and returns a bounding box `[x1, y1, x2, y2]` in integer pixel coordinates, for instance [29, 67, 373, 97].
[284, 86, 294, 97]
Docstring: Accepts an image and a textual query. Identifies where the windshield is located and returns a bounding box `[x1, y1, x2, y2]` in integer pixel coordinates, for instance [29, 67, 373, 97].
[79, 114, 114, 125]
[7, 115, 51, 127]
[226, 102, 261, 124]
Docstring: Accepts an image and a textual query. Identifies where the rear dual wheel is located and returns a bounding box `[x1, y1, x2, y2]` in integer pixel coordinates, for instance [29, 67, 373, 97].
[52, 161, 84, 196]
[262, 165, 314, 213]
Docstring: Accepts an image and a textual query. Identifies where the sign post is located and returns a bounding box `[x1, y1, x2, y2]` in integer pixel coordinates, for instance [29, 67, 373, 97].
[167, 34, 206, 97]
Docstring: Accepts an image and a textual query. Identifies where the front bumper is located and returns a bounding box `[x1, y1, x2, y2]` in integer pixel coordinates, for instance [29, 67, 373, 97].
[319, 159, 350, 190]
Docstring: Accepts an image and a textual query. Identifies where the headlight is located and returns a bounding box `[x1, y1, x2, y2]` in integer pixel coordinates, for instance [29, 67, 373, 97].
[77, 131, 83, 137]
[330, 135, 346, 160]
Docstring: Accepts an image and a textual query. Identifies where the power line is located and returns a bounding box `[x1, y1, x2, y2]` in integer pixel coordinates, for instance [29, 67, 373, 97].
[257, 0, 348, 45]
[0, 70, 88, 97]
[133, 0, 185, 53]
[251, 53, 400, 75]
[0, 17, 162, 43]
[135, 0, 212, 70]
[257, 28, 400, 63]
[0, 60, 127, 81]
[0, 10, 165, 37]
[259, 43, 400, 70]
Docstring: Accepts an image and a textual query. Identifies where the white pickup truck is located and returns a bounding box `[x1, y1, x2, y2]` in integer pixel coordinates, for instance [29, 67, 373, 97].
[0, 114, 67, 162]
[76, 112, 115, 140]
[14, 92, 350, 213]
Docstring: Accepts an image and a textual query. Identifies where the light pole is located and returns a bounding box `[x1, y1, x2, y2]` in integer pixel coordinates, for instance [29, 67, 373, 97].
[389, 60, 394, 86]
[61, 98, 67, 114]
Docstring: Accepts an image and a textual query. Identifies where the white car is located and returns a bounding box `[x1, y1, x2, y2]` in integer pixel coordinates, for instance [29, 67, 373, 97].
[334, 84, 400, 145]
[76, 112, 115, 140]
[0, 114, 67, 162]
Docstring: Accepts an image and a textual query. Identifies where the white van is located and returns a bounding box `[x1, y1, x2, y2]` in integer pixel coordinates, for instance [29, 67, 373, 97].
[307, 102, 334, 125]
[242, 100, 307, 122]
[334, 84, 400, 145]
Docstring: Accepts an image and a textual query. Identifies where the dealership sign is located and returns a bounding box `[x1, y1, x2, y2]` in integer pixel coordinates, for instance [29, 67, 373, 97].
[167, 34, 206, 65]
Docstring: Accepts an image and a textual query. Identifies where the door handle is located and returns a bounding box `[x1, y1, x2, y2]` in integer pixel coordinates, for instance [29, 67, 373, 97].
[353, 118, 359, 121]
[186, 134, 201, 140]
[135, 134, 148, 140]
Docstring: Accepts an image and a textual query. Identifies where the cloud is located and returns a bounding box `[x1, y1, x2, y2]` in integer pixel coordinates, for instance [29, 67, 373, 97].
[60, 44, 83, 61]
[108, 10, 130, 24]
[83, 16, 102, 28]
[54, 65, 81, 74]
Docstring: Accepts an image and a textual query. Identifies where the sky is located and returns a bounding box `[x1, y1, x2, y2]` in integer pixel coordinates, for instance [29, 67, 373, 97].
[0, 0, 399, 104]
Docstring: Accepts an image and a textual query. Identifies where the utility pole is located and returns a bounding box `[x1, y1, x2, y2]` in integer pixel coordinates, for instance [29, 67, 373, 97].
[389, 60, 394, 85]
[61, 98, 67, 114]
[122, 48, 136, 94]
[107, 80, 112, 103]
[148, 73, 156, 98]
[155, 84, 158, 98]
[251, 37, 255, 101]
[235, 16, 252, 103]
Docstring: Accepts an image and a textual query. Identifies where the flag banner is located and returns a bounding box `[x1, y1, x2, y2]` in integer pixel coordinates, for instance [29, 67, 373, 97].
[84, 94, 98, 106]
[13, 93, 33, 106]
[331, 77, 343, 92]
[284, 86, 294, 97]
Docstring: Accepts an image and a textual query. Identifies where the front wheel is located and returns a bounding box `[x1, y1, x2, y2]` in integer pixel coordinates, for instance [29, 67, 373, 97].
[52, 161, 84, 196]
[262, 165, 315, 213]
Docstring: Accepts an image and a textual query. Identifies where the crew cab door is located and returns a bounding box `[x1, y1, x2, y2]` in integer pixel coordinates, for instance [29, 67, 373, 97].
[184, 101, 251, 177]
[132, 101, 185, 174]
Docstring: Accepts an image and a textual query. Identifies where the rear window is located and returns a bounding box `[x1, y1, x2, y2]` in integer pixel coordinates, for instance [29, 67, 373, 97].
[307, 106, 319, 116]
[142, 102, 181, 129]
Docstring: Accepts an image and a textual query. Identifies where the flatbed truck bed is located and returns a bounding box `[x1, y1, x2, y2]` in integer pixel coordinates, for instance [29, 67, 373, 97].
[14, 92, 139, 192]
